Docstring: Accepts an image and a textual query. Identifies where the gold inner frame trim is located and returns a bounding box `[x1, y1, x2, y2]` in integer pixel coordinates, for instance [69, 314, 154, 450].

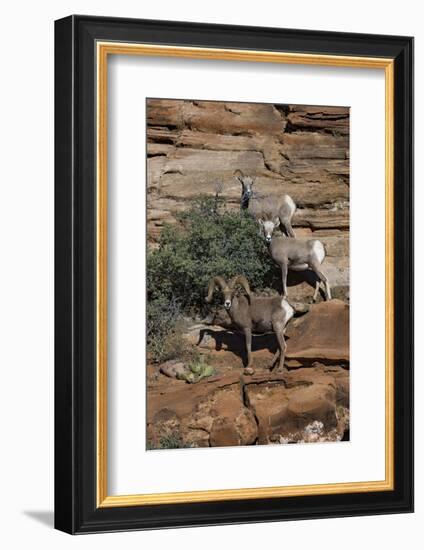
[96, 42, 395, 508]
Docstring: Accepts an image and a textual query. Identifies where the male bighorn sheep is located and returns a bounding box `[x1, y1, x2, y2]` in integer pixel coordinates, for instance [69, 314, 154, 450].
[259, 216, 332, 301]
[235, 171, 297, 238]
[205, 275, 294, 372]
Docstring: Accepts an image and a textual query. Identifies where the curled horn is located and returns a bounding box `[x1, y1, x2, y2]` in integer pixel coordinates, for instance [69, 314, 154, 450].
[229, 275, 251, 298]
[205, 276, 227, 303]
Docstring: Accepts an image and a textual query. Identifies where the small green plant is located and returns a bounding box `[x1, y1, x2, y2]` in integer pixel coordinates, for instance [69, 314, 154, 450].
[147, 433, 191, 450]
[146, 296, 181, 339]
[176, 355, 215, 383]
[147, 297, 189, 363]
[159, 434, 184, 449]
[148, 323, 183, 363]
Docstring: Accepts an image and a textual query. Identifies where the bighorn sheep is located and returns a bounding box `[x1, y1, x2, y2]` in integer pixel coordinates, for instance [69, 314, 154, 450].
[235, 171, 297, 238]
[205, 275, 294, 372]
[259, 216, 332, 301]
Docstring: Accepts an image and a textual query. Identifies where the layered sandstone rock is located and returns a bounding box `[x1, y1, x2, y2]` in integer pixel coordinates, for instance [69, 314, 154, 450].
[245, 366, 349, 444]
[147, 371, 258, 448]
[147, 302, 350, 449]
[285, 299, 349, 365]
[146, 100, 350, 448]
[147, 365, 349, 449]
[147, 99, 349, 301]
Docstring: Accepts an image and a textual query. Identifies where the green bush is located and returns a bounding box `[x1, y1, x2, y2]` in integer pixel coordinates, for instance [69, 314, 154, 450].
[146, 195, 279, 360]
[146, 297, 189, 363]
[147, 196, 278, 313]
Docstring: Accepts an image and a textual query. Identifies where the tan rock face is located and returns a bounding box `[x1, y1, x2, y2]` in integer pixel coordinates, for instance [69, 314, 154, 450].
[286, 299, 349, 364]
[146, 98, 349, 302]
[245, 366, 349, 444]
[146, 99, 349, 207]
[147, 299, 350, 449]
[286, 105, 349, 134]
[147, 365, 349, 448]
[147, 373, 258, 448]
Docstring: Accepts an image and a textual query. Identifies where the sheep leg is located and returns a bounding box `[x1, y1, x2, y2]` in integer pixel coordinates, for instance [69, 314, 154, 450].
[313, 279, 321, 302]
[243, 327, 253, 368]
[311, 263, 332, 301]
[271, 348, 280, 369]
[273, 326, 287, 373]
[280, 262, 288, 298]
[284, 221, 296, 238]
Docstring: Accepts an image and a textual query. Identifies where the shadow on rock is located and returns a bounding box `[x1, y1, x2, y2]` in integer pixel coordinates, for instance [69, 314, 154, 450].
[197, 327, 278, 366]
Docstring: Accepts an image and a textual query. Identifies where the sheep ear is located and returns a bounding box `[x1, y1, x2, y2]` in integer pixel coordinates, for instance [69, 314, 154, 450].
[206, 277, 225, 303]
[258, 218, 264, 225]
[274, 217, 280, 227]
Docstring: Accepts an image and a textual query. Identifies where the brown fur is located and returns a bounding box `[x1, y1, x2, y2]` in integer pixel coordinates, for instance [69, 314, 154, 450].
[205, 276, 294, 372]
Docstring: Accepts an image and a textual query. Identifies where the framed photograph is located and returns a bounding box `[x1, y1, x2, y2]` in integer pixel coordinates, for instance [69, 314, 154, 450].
[54, 15, 414, 534]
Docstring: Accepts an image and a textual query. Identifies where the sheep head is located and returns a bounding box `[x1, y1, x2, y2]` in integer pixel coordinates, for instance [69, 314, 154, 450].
[205, 275, 251, 310]
[258, 214, 280, 243]
[235, 170, 255, 199]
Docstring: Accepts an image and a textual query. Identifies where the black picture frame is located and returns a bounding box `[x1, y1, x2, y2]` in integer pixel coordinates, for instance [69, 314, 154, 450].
[55, 15, 414, 534]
